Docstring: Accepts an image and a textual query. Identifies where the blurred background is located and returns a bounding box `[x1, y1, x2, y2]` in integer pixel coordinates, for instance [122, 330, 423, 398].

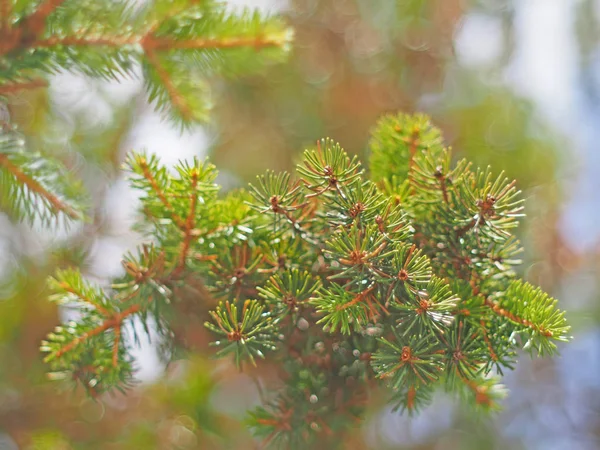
[1, 0, 600, 448]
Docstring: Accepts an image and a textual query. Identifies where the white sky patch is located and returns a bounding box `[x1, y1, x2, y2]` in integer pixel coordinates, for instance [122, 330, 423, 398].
[454, 12, 504, 68]
[225, 0, 289, 14]
[506, 0, 579, 129]
[123, 109, 210, 168]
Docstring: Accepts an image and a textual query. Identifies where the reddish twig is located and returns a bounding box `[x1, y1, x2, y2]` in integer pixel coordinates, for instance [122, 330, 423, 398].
[484, 297, 553, 337]
[144, 48, 194, 122]
[0, 153, 81, 220]
[58, 281, 111, 317]
[137, 157, 186, 229]
[0, 79, 48, 95]
[112, 324, 121, 367]
[54, 304, 140, 358]
[172, 171, 199, 277]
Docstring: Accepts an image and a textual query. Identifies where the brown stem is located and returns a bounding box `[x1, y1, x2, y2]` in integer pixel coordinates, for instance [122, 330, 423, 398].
[58, 282, 110, 317]
[137, 157, 186, 229]
[22, 0, 67, 36]
[142, 35, 284, 51]
[172, 172, 199, 277]
[0, 0, 13, 33]
[479, 320, 498, 362]
[336, 287, 375, 311]
[0, 0, 66, 54]
[0, 79, 48, 95]
[460, 375, 494, 408]
[33, 35, 137, 48]
[407, 128, 420, 195]
[112, 324, 121, 367]
[54, 304, 140, 358]
[439, 177, 449, 203]
[144, 48, 195, 122]
[0, 153, 81, 220]
[483, 297, 553, 337]
[406, 385, 416, 410]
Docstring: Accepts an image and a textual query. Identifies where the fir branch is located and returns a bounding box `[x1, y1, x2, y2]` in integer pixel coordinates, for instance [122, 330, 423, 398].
[0, 150, 81, 221]
[22, 0, 68, 37]
[36, 109, 571, 442]
[173, 170, 199, 276]
[133, 155, 186, 229]
[52, 304, 140, 359]
[0, 78, 48, 95]
[479, 319, 499, 362]
[0, 0, 12, 33]
[142, 34, 286, 51]
[32, 35, 138, 48]
[112, 324, 121, 367]
[144, 48, 196, 123]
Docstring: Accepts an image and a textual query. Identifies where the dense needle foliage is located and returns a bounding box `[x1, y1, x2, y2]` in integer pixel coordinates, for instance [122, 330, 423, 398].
[0, 1, 570, 449]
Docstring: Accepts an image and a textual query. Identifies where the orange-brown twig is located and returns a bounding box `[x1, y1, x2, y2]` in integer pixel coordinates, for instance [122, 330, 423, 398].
[137, 157, 186, 229]
[0, 0, 66, 55]
[172, 171, 199, 276]
[33, 35, 138, 48]
[484, 297, 553, 337]
[144, 48, 194, 122]
[58, 281, 111, 317]
[479, 319, 498, 362]
[142, 35, 284, 51]
[112, 324, 121, 367]
[336, 287, 375, 311]
[0, 153, 81, 220]
[0, 0, 13, 34]
[406, 127, 420, 195]
[54, 304, 140, 359]
[22, 0, 67, 36]
[460, 375, 494, 408]
[0, 79, 48, 95]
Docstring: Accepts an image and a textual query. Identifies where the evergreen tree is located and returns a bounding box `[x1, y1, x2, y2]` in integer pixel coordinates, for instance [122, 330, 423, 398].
[1, 1, 570, 449]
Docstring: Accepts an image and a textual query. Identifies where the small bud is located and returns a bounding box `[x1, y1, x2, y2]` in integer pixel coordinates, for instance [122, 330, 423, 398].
[297, 317, 309, 331]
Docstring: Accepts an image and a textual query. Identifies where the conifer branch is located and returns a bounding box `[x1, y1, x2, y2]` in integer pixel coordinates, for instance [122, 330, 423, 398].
[30, 101, 567, 444]
[173, 171, 199, 276]
[483, 296, 552, 337]
[32, 35, 138, 48]
[0, 152, 81, 220]
[136, 156, 186, 229]
[142, 35, 287, 51]
[144, 48, 196, 123]
[480, 320, 498, 362]
[0, 79, 48, 95]
[23, 0, 68, 36]
[53, 304, 140, 359]
[57, 282, 111, 317]
[112, 324, 121, 367]
[0, 0, 13, 35]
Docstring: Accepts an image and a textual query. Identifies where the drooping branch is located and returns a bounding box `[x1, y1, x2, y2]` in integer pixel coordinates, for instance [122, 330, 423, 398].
[0, 153, 81, 220]
[144, 48, 195, 122]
